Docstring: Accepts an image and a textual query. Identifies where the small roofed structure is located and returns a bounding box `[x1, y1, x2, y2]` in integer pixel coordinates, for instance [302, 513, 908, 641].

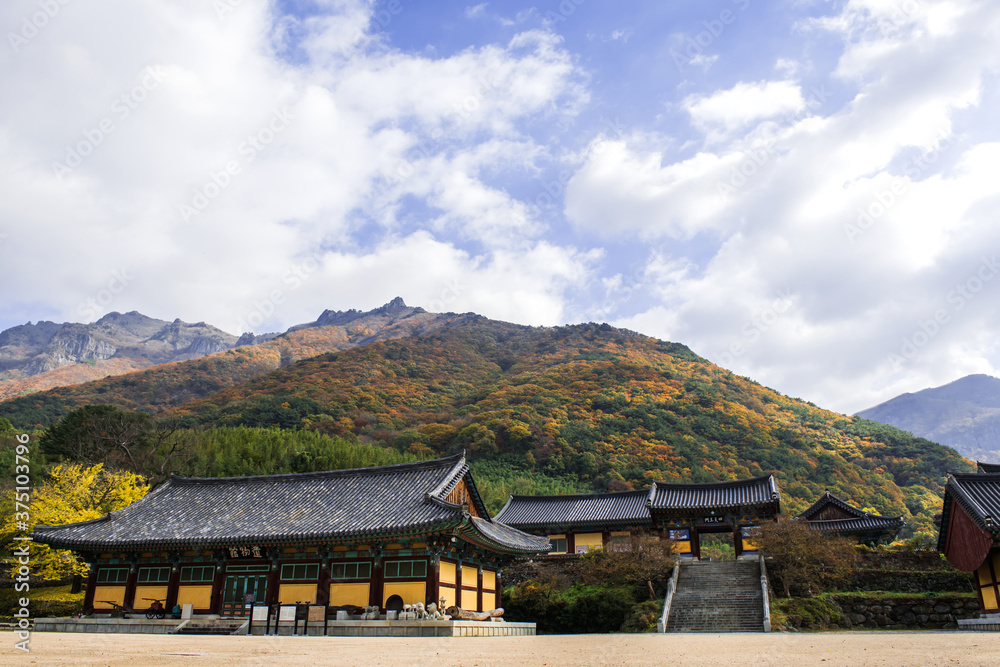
[33, 452, 550, 617]
[797, 491, 904, 546]
[493, 489, 654, 556]
[937, 472, 1000, 613]
[978, 461, 1000, 474]
[494, 475, 781, 559]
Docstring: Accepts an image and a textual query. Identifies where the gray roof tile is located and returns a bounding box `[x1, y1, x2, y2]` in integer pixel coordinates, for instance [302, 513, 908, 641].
[493, 490, 653, 530]
[650, 475, 780, 512]
[939, 472, 1000, 541]
[33, 453, 547, 555]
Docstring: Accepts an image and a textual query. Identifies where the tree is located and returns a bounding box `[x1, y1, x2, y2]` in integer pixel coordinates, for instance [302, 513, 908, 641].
[578, 534, 677, 600]
[3, 463, 148, 580]
[755, 517, 857, 597]
[39, 405, 188, 483]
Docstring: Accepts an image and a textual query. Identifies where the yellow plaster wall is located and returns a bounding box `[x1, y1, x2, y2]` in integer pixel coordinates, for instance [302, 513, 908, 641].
[575, 532, 604, 552]
[482, 570, 496, 591]
[440, 561, 456, 585]
[278, 583, 317, 605]
[977, 557, 999, 611]
[982, 586, 998, 611]
[437, 585, 456, 609]
[482, 591, 496, 611]
[329, 582, 370, 607]
[176, 586, 213, 609]
[133, 586, 169, 608]
[92, 586, 126, 609]
[383, 582, 426, 607]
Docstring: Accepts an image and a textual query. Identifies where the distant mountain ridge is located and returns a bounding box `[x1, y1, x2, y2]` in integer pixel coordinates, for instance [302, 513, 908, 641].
[0, 299, 462, 403]
[0, 297, 436, 400]
[855, 374, 1000, 463]
[0, 311, 237, 375]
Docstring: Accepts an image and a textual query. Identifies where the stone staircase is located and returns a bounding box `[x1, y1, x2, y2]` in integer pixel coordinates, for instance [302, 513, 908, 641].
[665, 559, 766, 633]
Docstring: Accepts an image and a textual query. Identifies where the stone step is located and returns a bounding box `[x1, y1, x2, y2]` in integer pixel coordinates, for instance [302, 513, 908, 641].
[664, 559, 766, 634]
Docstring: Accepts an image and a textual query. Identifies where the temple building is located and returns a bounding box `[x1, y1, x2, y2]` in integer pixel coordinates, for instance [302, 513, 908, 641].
[978, 461, 1000, 474]
[937, 472, 1000, 613]
[33, 453, 550, 617]
[797, 491, 904, 545]
[493, 475, 781, 559]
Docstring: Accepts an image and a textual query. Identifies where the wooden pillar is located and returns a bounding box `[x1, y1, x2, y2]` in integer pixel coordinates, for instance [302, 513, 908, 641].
[691, 528, 701, 560]
[165, 561, 181, 611]
[82, 564, 99, 611]
[455, 562, 463, 609]
[496, 568, 502, 608]
[317, 558, 330, 607]
[477, 565, 483, 613]
[733, 524, 744, 558]
[123, 557, 139, 610]
[370, 560, 384, 610]
[427, 555, 440, 607]
[211, 558, 226, 614]
[566, 533, 576, 555]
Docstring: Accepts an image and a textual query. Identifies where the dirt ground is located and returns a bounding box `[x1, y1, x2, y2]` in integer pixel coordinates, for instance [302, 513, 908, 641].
[6, 631, 1000, 666]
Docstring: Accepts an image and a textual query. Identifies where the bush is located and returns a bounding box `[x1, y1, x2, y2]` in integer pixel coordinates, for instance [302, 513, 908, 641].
[771, 596, 845, 630]
[0, 584, 84, 620]
[503, 580, 637, 634]
[577, 534, 676, 600]
[756, 518, 857, 597]
[620, 599, 663, 633]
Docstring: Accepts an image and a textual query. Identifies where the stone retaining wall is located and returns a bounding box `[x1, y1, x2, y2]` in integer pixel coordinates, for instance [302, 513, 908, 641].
[825, 596, 981, 630]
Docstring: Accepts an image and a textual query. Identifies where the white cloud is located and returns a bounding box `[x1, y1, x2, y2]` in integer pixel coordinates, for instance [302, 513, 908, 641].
[572, 0, 1000, 413]
[683, 80, 807, 137]
[0, 0, 590, 333]
[465, 4, 488, 20]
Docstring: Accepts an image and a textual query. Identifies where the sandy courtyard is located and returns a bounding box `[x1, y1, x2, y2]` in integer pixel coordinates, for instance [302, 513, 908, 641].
[6, 631, 1000, 666]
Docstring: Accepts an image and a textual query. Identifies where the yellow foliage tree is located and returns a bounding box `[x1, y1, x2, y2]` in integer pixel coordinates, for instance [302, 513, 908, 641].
[5, 463, 148, 580]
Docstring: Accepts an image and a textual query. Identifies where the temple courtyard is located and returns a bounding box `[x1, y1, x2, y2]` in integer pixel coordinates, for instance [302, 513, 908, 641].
[10, 631, 1000, 666]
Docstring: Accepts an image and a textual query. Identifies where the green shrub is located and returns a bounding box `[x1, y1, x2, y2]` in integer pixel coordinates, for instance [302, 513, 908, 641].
[620, 599, 663, 633]
[503, 581, 637, 634]
[771, 596, 845, 630]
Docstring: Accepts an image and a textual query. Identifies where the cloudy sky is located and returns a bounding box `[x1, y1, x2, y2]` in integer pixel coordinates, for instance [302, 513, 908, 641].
[2, 0, 999, 415]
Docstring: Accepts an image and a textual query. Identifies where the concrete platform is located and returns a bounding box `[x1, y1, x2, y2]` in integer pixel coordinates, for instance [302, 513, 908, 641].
[34, 617, 536, 637]
[957, 614, 1000, 632]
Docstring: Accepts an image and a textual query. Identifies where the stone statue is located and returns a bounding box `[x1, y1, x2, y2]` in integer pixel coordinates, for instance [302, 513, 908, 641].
[425, 603, 450, 620]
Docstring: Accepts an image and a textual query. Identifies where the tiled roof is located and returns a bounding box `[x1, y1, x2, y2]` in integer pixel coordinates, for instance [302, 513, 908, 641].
[978, 461, 1000, 474]
[33, 453, 546, 555]
[806, 516, 905, 535]
[464, 516, 553, 553]
[797, 491, 903, 539]
[493, 489, 654, 530]
[798, 491, 867, 520]
[649, 475, 780, 512]
[493, 475, 781, 531]
[938, 473, 1000, 546]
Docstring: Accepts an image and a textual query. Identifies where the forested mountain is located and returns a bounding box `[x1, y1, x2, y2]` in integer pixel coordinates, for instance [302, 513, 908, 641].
[2, 318, 971, 538]
[857, 374, 1000, 463]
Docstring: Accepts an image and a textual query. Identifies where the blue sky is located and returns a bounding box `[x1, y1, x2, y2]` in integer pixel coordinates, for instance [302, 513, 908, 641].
[2, 0, 1000, 414]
